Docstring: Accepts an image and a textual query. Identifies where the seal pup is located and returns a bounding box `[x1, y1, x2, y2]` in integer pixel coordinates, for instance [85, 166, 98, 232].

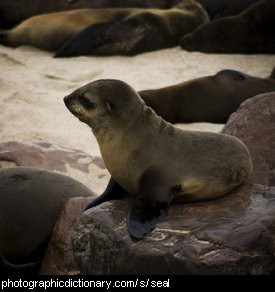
[0, 0, 208, 55]
[180, 0, 275, 54]
[64, 79, 253, 239]
[0, 167, 95, 274]
[139, 69, 275, 124]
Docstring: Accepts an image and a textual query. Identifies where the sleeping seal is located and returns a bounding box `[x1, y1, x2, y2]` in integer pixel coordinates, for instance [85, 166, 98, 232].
[0, 167, 95, 274]
[180, 0, 275, 54]
[139, 69, 275, 124]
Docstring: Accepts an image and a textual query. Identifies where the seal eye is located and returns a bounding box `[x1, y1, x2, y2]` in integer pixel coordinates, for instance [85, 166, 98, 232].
[79, 95, 95, 109]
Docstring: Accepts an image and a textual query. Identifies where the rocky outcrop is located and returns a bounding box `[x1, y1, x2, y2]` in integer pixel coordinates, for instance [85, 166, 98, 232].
[72, 92, 275, 275]
[39, 197, 94, 275]
[221, 92, 275, 187]
[0, 141, 108, 194]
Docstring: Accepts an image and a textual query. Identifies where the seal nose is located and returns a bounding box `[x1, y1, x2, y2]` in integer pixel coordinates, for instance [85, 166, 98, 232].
[63, 95, 71, 108]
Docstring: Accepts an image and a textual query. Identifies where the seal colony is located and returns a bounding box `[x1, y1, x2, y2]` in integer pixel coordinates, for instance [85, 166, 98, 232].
[64, 79, 253, 239]
[0, 0, 208, 56]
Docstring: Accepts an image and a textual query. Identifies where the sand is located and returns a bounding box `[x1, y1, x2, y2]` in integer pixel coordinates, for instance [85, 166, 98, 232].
[0, 44, 274, 192]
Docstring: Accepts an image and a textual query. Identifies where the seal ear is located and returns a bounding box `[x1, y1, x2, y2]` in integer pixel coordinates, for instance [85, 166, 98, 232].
[106, 102, 112, 112]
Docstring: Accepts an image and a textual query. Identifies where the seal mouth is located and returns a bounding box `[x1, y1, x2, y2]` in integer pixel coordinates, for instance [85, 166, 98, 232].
[64, 96, 82, 118]
[63, 95, 71, 108]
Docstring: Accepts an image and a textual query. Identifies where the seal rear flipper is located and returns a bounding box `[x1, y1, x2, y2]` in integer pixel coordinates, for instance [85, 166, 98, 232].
[85, 176, 129, 210]
[54, 21, 117, 58]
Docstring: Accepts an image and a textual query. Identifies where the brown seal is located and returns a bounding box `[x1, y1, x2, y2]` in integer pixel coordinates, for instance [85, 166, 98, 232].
[0, 0, 208, 55]
[180, 0, 275, 53]
[0, 167, 95, 274]
[64, 79, 253, 239]
[139, 69, 275, 124]
[0, 0, 182, 28]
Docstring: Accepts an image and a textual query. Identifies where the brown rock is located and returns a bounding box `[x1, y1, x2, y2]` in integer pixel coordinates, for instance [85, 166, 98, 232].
[72, 92, 275, 275]
[0, 141, 105, 172]
[39, 197, 94, 275]
[0, 141, 108, 194]
[222, 92, 275, 186]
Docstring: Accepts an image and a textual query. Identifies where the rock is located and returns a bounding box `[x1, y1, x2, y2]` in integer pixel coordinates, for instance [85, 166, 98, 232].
[0, 141, 108, 194]
[0, 167, 96, 273]
[72, 92, 275, 275]
[39, 197, 94, 275]
[222, 92, 275, 187]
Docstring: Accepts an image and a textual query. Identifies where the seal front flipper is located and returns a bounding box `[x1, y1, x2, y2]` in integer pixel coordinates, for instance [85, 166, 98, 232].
[54, 21, 117, 58]
[85, 176, 129, 210]
[127, 196, 168, 239]
[127, 169, 174, 239]
[92, 12, 171, 56]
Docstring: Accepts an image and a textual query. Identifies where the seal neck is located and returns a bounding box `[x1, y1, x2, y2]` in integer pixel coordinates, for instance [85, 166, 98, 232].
[92, 98, 175, 147]
[91, 98, 145, 142]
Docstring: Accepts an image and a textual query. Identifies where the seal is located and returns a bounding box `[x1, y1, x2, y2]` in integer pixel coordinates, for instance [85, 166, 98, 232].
[64, 79, 253, 239]
[180, 0, 275, 54]
[139, 69, 275, 124]
[196, 0, 261, 19]
[0, 8, 132, 52]
[0, 0, 208, 55]
[0, 0, 182, 28]
[0, 167, 95, 274]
